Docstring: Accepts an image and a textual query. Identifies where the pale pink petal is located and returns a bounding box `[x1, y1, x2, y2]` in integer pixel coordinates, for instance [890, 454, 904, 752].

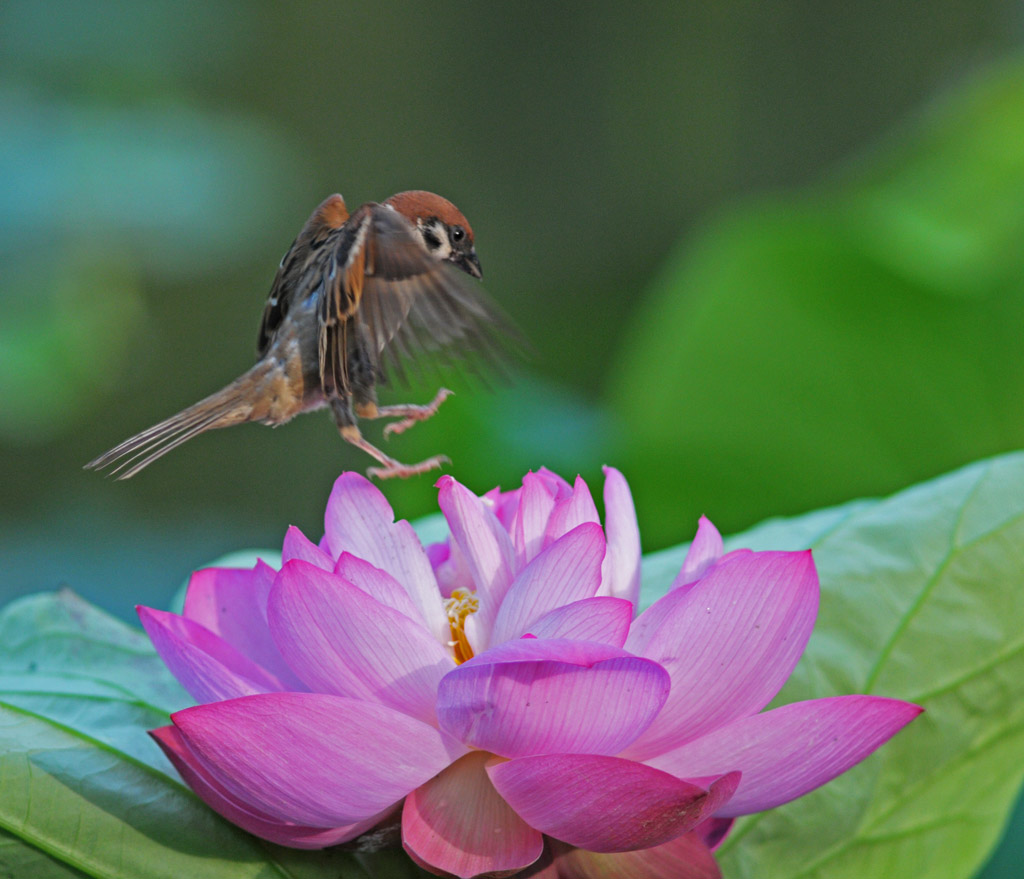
[511, 471, 558, 566]
[621, 520, 729, 661]
[281, 526, 333, 570]
[429, 536, 474, 598]
[138, 606, 290, 703]
[623, 586, 691, 657]
[491, 523, 606, 644]
[622, 552, 755, 658]
[672, 517, 724, 588]
[425, 540, 454, 600]
[485, 484, 522, 530]
[402, 751, 543, 879]
[624, 551, 819, 758]
[488, 755, 739, 852]
[268, 560, 455, 724]
[323, 472, 448, 644]
[437, 475, 517, 650]
[527, 597, 633, 647]
[551, 833, 722, 879]
[437, 640, 669, 757]
[646, 696, 922, 817]
[461, 610, 486, 661]
[171, 692, 463, 826]
[536, 467, 574, 499]
[182, 563, 302, 688]
[334, 551, 425, 624]
[544, 475, 600, 547]
[151, 725, 385, 849]
[481, 484, 503, 505]
[457, 636, 627, 667]
[598, 466, 641, 607]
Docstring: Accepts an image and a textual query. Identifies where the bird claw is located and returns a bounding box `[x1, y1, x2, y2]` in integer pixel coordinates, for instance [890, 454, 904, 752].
[381, 388, 454, 439]
[342, 423, 449, 479]
[382, 419, 417, 440]
[367, 455, 450, 480]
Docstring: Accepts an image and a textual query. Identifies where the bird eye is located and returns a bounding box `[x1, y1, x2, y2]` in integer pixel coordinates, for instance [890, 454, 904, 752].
[451, 226, 465, 243]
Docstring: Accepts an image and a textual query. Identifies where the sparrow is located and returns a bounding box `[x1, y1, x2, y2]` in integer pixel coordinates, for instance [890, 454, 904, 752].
[86, 190, 511, 480]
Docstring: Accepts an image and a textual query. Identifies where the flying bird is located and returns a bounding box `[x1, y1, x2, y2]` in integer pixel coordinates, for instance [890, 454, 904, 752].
[86, 190, 511, 479]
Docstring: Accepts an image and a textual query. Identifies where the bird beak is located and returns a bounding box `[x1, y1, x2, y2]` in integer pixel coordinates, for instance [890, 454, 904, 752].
[462, 250, 483, 280]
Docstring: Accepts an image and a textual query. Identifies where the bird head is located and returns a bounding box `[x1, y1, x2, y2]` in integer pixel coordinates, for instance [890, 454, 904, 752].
[385, 190, 482, 279]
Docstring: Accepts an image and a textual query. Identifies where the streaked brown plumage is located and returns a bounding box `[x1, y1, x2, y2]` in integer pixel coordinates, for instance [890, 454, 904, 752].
[86, 191, 511, 479]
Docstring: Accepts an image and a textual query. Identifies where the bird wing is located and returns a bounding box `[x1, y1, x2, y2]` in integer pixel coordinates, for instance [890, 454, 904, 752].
[318, 202, 513, 397]
[257, 194, 350, 357]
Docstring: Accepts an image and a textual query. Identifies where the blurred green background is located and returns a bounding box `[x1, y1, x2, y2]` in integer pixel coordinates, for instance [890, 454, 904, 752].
[3, 3, 1024, 874]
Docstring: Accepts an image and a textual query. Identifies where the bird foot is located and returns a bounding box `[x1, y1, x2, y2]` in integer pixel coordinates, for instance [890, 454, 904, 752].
[381, 388, 454, 439]
[368, 455, 450, 480]
[341, 426, 449, 479]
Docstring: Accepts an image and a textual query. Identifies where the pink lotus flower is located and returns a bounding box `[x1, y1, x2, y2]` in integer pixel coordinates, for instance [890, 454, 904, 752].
[141, 468, 920, 879]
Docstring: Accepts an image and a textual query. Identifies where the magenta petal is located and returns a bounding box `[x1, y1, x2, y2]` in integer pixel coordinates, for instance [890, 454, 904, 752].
[491, 523, 606, 644]
[624, 551, 819, 758]
[552, 832, 722, 879]
[281, 526, 334, 570]
[402, 751, 543, 879]
[516, 849, 560, 879]
[425, 540, 449, 569]
[151, 725, 384, 849]
[172, 692, 463, 826]
[437, 475, 517, 648]
[598, 466, 641, 607]
[511, 471, 558, 566]
[268, 560, 455, 724]
[437, 640, 669, 757]
[646, 695, 922, 817]
[672, 517, 724, 588]
[334, 551, 425, 623]
[323, 472, 449, 644]
[183, 563, 303, 689]
[138, 606, 290, 703]
[488, 755, 739, 852]
[695, 817, 734, 851]
[527, 597, 633, 647]
[544, 475, 600, 547]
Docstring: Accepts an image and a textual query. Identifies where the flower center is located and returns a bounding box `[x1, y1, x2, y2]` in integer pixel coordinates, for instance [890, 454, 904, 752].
[445, 588, 479, 665]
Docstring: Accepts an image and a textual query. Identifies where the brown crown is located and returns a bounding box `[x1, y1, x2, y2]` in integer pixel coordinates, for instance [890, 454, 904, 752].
[385, 191, 474, 241]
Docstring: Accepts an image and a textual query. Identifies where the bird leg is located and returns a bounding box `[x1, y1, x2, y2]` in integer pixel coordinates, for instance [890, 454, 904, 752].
[339, 425, 449, 480]
[355, 388, 454, 439]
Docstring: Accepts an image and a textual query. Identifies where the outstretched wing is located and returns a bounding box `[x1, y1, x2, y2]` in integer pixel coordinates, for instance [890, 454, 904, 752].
[257, 194, 350, 357]
[318, 203, 514, 397]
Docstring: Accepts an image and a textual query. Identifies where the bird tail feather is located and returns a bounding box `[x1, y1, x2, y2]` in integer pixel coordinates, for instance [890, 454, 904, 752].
[85, 361, 278, 479]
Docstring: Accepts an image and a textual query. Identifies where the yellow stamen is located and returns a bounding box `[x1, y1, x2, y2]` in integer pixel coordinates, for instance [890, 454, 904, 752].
[445, 588, 479, 665]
